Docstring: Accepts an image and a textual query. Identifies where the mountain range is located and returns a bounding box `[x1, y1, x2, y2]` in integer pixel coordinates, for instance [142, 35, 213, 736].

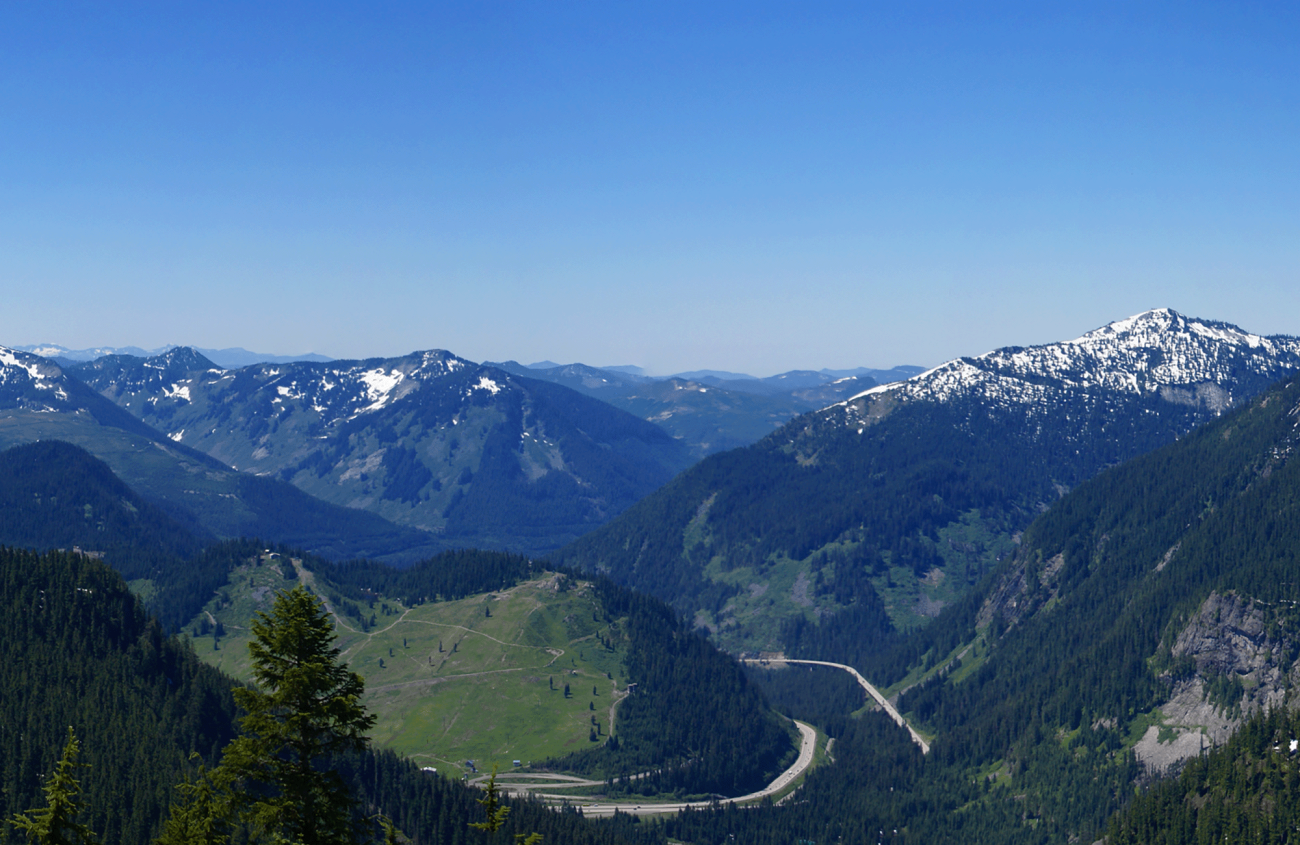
[9, 308, 1300, 842]
[23, 343, 919, 461]
[68, 348, 694, 554]
[554, 309, 1300, 655]
[489, 360, 883, 458]
[15, 342, 334, 368]
[3, 340, 914, 559]
[0, 347, 446, 562]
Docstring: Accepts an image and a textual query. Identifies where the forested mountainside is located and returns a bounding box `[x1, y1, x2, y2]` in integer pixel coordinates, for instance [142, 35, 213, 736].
[553, 309, 1300, 656]
[0, 546, 666, 845]
[70, 348, 693, 555]
[490, 360, 880, 458]
[0, 348, 441, 563]
[532, 575, 796, 796]
[0, 547, 238, 844]
[665, 371, 1300, 843]
[1107, 704, 1300, 843]
[0, 440, 201, 560]
[0, 441, 425, 630]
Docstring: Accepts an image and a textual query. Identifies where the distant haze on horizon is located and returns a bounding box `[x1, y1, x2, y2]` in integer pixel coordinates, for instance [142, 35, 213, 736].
[2, 3, 1297, 375]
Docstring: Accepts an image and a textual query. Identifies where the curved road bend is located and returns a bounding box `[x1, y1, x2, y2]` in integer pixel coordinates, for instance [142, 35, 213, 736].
[498, 719, 817, 818]
[744, 658, 931, 755]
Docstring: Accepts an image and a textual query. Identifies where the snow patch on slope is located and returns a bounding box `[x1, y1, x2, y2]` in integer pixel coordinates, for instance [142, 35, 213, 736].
[472, 376, 502, 395]
[359, 369, 404, 412]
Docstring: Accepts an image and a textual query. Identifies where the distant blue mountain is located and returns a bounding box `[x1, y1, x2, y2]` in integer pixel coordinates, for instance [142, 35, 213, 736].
[671, 369, 760, 381]
[600, 365, 650, 377]
[16, 343, 333, 368]
[195, 347, 334, 368]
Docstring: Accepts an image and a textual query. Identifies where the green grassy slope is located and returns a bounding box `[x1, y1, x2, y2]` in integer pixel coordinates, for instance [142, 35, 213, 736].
[189, 555, 630, 777]
[185, 548, 796, 799]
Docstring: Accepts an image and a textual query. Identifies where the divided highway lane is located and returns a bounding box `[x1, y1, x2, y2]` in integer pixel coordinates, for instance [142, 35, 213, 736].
[491, 719, 818, 818]
[744, 658, 931, 754]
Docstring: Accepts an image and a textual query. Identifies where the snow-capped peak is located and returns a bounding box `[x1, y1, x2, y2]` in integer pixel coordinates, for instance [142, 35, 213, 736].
[1068, 308, 1272, 352]
[842, 310, 1300, 412]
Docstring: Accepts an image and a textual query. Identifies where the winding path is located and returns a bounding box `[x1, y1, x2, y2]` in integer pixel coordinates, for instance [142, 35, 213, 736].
[745, 658, 930, 754]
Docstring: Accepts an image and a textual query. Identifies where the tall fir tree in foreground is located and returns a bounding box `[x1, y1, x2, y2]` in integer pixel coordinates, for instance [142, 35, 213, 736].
[162, 585, 377, 845]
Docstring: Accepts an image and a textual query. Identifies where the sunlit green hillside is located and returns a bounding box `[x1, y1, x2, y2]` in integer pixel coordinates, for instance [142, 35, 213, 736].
[187, 553, 630, 778]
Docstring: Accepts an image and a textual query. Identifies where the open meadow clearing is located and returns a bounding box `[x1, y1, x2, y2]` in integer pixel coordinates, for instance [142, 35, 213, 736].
[189, 553, 630, 777]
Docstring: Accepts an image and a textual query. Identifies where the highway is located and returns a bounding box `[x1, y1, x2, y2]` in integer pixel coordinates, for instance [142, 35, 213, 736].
[743, 658, 931, 754]
[486, 719, 818, 817]
[471, 657, 928, 817]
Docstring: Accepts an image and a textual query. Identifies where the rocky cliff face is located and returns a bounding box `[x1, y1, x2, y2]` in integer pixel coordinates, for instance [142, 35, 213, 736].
[979, 564, 1300, 776]
[1137, 592, 1300, 775]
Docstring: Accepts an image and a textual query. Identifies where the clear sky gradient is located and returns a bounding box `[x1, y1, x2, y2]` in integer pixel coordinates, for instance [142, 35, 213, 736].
[2, 2, 1297, 375]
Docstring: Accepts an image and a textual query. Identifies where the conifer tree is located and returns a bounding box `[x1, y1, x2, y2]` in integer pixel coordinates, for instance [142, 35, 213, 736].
[154, 764, 227, 845]
[8, 728, 97, 845]
[469, 769, 541, 845]
[158, 586, 412, 845]
[217, 585, 376, 845]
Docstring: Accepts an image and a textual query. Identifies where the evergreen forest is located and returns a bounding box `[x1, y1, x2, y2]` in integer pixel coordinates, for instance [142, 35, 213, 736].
[552, 385, 1222, 656]
[0, 545, 665, 845]
[520, 372, 1295, 844]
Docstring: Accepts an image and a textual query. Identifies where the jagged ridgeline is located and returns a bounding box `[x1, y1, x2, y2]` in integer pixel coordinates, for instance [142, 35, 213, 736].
[0, 547, 663, 845]
[667, 372, 1300, 844]
[553, 310, 1300, 659]
[69, 348, 694, 555]
[201, 548, 796, 798]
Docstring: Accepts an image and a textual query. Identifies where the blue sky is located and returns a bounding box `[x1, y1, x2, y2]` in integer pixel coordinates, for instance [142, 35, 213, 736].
[2, 2, 1297, 375]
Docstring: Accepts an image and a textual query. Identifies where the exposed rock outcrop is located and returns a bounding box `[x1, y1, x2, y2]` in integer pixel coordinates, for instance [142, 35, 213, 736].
[1136, 591, 1300, 775]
